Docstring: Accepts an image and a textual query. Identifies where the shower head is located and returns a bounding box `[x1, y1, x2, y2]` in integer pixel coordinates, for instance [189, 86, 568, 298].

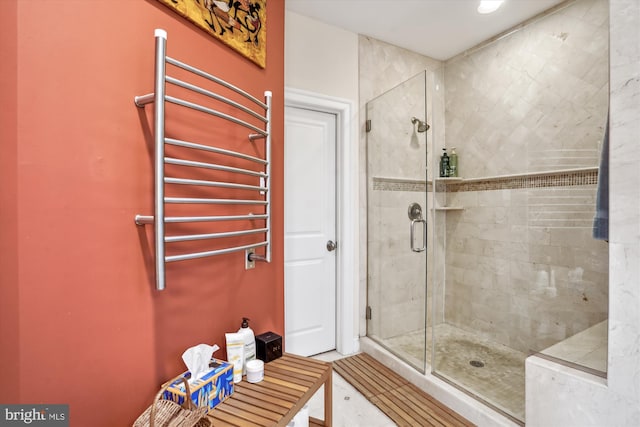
[411, 117, 430, 133]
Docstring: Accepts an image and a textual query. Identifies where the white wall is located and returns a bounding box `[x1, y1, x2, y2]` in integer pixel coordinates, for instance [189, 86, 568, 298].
[526, 1, 640, 425]
[284, 10, 361, 353]
[285, 11, 358, 102]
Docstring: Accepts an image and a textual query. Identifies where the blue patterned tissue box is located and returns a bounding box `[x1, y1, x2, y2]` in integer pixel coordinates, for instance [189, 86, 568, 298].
[163, 358, 234, 413]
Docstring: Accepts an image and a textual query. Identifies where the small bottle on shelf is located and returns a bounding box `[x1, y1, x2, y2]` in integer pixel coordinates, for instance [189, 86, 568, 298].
[439, 148, 450, 177]
[449, 147, 458, 177]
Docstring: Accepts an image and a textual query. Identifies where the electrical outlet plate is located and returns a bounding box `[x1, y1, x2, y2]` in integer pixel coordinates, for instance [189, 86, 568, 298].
[245, 249, 255, 270]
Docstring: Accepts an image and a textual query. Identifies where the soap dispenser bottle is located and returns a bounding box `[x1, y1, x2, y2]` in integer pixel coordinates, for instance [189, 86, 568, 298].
[238, 317, 256, 375]
[449, 148, 458, 177]
[439, 148, 450, 177]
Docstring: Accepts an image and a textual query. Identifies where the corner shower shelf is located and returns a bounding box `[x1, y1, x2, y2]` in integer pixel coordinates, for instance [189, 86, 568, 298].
[434, 177, 463, 210]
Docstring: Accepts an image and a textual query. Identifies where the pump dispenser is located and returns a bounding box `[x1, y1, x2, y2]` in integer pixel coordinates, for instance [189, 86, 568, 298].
[237, 317, 256, 375]
[439, 148, 450, 177]
[449, 148, 458, 177]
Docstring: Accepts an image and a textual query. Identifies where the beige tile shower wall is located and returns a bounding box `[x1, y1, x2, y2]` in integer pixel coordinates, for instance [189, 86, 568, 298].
[367, 73, 428, 180]
[444, 0, 609, 179]
[359, 36, 444, 337]
[444, 185, 608, 353]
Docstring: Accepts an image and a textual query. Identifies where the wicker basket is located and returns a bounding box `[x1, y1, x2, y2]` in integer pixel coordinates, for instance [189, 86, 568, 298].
[133, 375, 212, 427]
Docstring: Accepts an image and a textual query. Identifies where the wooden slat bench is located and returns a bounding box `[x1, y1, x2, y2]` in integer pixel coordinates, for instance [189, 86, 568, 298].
[207, 353, 332, 426]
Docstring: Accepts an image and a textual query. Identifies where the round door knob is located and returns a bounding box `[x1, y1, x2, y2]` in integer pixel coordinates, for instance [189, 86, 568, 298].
[326, 240, 337, 252]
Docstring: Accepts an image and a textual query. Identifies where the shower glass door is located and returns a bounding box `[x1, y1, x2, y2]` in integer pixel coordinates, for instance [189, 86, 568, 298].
[366, 71, 429, 373]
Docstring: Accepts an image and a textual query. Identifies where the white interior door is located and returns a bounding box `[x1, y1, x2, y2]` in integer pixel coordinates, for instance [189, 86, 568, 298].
[284, 106, 336, 356]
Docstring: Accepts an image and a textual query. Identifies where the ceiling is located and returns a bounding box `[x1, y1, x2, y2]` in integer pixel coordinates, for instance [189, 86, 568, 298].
[285, 0, 567, 60]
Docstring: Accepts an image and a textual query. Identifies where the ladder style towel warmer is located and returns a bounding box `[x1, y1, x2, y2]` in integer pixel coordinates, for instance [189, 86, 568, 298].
[134, 29, 272, 290]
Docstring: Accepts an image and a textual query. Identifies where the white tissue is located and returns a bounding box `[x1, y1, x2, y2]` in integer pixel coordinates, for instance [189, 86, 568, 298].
[182, 343, 220, 384]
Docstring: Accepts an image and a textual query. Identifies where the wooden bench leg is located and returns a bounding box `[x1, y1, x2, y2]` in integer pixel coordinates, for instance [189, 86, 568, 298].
[324, 369, 332, 427]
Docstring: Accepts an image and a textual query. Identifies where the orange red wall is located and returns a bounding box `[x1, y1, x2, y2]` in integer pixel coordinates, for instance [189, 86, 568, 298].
[0, 1, 284, 425]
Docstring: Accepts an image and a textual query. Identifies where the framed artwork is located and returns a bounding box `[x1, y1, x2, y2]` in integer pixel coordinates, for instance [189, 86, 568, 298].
[156, 0, 267, 68]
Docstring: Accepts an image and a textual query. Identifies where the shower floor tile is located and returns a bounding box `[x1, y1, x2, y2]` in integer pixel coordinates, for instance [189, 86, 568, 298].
[382, 323, 527, 422]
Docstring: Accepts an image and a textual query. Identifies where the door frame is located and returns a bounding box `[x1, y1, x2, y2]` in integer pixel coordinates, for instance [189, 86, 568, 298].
[284, 87, 358, 355]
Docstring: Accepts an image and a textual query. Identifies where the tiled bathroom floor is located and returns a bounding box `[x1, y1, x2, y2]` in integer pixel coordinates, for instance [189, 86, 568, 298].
[308, 351, 396, 427]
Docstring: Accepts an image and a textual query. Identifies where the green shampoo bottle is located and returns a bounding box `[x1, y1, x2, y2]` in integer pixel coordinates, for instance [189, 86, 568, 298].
[449, 147, 458, 177]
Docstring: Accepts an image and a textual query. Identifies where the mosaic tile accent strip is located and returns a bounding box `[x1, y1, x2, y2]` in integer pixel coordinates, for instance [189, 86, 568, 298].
[372, 177, 431, 192]
[445, 169, 598, 193]
[373, 168, 598, 193]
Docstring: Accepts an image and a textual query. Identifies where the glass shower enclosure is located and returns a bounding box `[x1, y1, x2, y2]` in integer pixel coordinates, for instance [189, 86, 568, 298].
[366, 71, 429, 373]
[365, 1, 609, 424]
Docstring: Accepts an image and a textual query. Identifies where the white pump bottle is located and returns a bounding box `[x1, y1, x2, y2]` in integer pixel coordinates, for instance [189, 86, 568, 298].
[237, 317, 256, 375]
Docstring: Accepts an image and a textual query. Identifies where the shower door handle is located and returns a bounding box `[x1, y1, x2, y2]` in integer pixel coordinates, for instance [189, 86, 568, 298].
[410, 219, 427, 253]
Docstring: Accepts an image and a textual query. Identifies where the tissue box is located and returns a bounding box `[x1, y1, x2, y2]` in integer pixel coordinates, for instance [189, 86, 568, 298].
[255, 331, 282, 363]
[163, 358, 234, 413]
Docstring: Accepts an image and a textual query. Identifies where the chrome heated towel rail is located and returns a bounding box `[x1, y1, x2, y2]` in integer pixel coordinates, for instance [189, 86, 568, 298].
[134, 29, 272, 290]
